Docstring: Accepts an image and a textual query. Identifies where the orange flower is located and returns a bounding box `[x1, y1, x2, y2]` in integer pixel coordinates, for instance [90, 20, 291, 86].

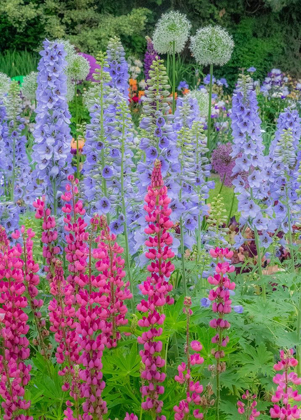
[71, 137, 85, 150]
[183, 88, 190, 95]
[138, 90, 145, 99]
[129, 78, 137, 87]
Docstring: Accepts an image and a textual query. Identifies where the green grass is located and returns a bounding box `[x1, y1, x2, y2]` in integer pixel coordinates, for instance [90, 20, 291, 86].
[0, 50, 39, 77]
[208, 175, 238, 221]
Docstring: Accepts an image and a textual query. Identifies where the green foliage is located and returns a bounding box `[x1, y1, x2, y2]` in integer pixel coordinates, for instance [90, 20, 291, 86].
[0, 50, 39, 77]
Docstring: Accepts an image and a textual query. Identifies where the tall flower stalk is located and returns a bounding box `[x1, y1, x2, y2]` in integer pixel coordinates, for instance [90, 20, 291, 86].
[174, 297, 205, 419]
[207, 247, 235, 420]
[137, 160, 175, 418]
[0, 227, 33, 420]
[153, 11, 191, 113]
[190, 26, 234, 150]
[270, 349, 301, 419]
[106, 37, 129, 97]
[31, 40, 72, 216]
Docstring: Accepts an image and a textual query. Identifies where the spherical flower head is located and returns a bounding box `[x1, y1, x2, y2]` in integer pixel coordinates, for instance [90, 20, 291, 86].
[190, 25, 234, 66]
[0, 72, 11, 99]
[153, 11, 191, 54]
[21, 72, 38, 102]
[66, 54, 90, 82]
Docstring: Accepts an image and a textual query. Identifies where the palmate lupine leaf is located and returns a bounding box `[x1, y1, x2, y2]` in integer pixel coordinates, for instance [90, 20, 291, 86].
[233, 342, 274, 377]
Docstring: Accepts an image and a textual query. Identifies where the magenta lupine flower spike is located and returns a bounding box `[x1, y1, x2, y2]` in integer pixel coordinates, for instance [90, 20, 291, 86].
[137, 159, 175, 418]
[62, 174, 89, 290]
[94, 218, 132, 348]
[207, 247, 235, 417]
[174, 297, 205, 419]
[12, 227, 49, 357]
[0, 228, 33, 420]
[237, 390, 260, 419]
[33, 196, 60, 283]
[270, 349, 301, 419]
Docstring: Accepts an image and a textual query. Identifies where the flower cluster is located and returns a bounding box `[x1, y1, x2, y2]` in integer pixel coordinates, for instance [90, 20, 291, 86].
[31, 40, 72, 214]
[270, 349, 301, 419]
[144, 36, 160, 83]
[237, 391, 260, 419]
[13, 227, 49, 356]
[211, 142, 237, 187]
[231, 74, 274, 245]
[190, 26, 234, 66]
[138, 58, 178, 193]
[106, 37, 129, 97]
[84, 52, 135, 225]
[207, 248, 235, 361]
[137, 160, 175, 417]
[174, 297, 205, 419]
[0, 229, 32, 420]
[153, 11, 191, 54]
[93, 216, 133, 348]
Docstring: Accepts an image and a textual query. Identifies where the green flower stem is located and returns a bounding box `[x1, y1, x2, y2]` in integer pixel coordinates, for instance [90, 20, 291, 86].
[207, 63, 214, 151]
[120, 112, 134, 313]
[75, 87, 80, 179]
[297, 295, 301, 376]
[285, 185, 295, 271]
[180, 217, 187, 295]
[172, 41, 176, 113]
[179, 134, 187, 294]
[227, 190, 235, 225]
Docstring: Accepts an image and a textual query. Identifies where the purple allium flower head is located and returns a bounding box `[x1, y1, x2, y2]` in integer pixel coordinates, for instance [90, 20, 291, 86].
[106, 37, 129, 97]
[144, 37, 160, 84]
[78, 52, 101, 82]
[211, 143, 238, 187]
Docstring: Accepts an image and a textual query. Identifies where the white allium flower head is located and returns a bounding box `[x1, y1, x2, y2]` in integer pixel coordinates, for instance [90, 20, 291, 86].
[66, 55, 90, 82]
[187, 89, 209, 117]
[0, 73, 11, 99]
[21, 72, 37, 102]
[190, 25, 234, 66]
[153, 11, 191, 54]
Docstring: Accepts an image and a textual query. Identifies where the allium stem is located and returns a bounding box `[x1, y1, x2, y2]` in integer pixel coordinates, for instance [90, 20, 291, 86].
[172, 41, 176, 113]
[207, 63, 214, 151]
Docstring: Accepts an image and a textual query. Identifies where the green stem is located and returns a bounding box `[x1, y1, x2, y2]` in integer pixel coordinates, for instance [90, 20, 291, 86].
[297, 295, 301, 376]
[180, 217, 187, 295]
[207, 63, 214, 151]
[172, 41, 176, 114]
[216, 325, 222, 420]
[120, 111, 134, 313]
[218, 173, 226, 195]
[227, 191, 235, 225]
[52, 179, 57, 217]
[254, 226, 265, 300]
[75, 88, 80, 178]
[286, 185, 295, 271]
[164, 337, 169, 372]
